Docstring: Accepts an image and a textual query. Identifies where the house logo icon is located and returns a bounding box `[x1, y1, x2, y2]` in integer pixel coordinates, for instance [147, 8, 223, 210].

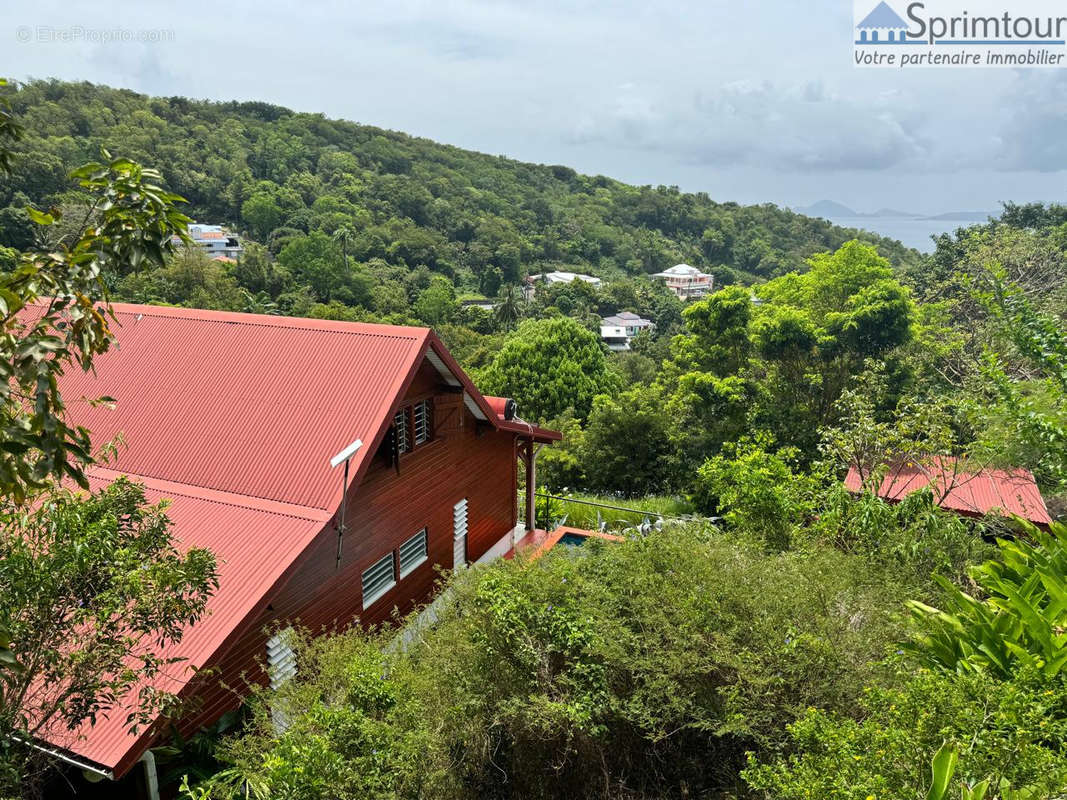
[856, 1, 910, 43]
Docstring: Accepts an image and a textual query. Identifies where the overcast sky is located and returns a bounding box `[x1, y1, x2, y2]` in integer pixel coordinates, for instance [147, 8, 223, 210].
[4, 0, 1067, 215]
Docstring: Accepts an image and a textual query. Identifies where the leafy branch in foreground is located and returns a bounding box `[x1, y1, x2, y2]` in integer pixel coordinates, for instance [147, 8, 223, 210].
[0, 153, 190, 505]
[0, 80, 216, 796]
[0, 479, 217, 744]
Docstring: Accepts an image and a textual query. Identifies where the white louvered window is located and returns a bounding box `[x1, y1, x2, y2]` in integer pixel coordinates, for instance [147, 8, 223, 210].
[453, 498, 468, 569]
[266, 628, 297, 690]
[413, 400, 432, 445]
[394, 410, 409, 454]
[362, 552, 397, 609]
[399, 528, 429, 578]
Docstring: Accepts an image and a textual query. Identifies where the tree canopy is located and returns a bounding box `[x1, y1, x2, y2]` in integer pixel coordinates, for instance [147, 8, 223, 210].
[479, 317, 617, 423]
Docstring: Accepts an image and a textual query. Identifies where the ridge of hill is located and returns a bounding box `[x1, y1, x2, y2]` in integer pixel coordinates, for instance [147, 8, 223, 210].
[0, 79, 920, 292]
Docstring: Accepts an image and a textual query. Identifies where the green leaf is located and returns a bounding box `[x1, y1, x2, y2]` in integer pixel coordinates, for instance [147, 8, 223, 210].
[926, 742, 958, 800]
[25, 207, 54, 226]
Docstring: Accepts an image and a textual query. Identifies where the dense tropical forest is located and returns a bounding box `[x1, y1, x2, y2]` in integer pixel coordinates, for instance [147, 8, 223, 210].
[0, 79, 919, 291]
[2, 77, 1067, 799]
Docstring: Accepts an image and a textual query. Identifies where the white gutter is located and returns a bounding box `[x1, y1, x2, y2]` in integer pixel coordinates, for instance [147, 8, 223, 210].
[12, 736, 113, 781]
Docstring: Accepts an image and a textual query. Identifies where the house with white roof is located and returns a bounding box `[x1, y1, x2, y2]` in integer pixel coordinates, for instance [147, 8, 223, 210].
[174, 223, 243, 261]
[600, 311, 655, 351]
[652, 264, 714, 300]
[523, 271, 602, 300]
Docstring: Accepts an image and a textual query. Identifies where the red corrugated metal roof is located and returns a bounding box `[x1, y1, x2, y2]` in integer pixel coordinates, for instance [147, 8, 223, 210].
[844, 457, 1051, 525]
[57, 304, 430, 510]
[31, 303, 561, 776]
[40, 467, 330, 776]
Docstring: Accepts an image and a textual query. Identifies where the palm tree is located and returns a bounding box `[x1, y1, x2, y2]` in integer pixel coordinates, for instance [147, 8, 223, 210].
[495, 284, 521, 332]
[241, 289, 279, 315]
[331, 225, 356, 272]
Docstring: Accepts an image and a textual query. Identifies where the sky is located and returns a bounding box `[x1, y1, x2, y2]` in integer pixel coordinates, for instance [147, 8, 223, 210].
[4, 0, 1067, 215]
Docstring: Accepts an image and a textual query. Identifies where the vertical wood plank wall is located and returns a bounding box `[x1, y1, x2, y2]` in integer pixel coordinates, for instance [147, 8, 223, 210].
[171, 359, 519, 738]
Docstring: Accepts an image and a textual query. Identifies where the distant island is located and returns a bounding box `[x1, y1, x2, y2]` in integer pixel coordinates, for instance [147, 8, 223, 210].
[795, 200, 994, 223]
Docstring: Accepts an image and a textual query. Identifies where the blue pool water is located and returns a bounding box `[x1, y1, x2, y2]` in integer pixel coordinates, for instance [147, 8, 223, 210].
[559, 532, 590, 547]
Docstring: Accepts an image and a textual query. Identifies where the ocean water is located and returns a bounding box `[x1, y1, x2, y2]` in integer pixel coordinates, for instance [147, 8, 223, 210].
[825, 216, 985, 253]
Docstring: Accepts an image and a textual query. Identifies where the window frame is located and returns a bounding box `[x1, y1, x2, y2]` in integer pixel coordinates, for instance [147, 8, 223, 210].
[393, 409, 410, 455]
[391, 396, 435, 459]
[361, 552, 397, 610]
[398, 528, 429, 578]
[412, 399, 432, 446]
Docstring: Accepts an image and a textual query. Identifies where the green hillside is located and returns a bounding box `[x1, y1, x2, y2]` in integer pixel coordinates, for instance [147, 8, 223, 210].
[0, 78, 918, 295]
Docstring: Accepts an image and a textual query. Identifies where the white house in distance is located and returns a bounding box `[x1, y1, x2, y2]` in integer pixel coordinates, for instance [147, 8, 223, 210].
[653, 264, 714, 300]
[523, 271, 602, 300]
[175, 224, 243, 261]
[600, 311, 654, 352]
[460, 298, 497, 312]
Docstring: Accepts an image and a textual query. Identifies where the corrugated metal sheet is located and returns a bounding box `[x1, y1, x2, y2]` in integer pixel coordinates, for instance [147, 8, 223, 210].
[843, 457, 1052, 524]
[33, 303, 436, 773]
[39, 467, 330, 773]
[58, 303, 431, 510]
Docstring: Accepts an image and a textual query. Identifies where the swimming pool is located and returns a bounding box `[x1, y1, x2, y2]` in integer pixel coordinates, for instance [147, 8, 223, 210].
[559, 532, 592, 547]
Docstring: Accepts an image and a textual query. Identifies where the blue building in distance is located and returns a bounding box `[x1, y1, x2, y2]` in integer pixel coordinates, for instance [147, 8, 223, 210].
[856, 2, 909, 42]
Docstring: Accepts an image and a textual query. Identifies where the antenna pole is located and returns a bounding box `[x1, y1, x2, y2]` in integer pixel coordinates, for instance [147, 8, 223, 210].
[336, 459, 348, 568]
[329, 438, 362, 570]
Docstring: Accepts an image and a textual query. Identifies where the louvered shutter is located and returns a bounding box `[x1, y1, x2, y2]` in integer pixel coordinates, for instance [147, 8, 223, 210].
[453, 498, 468, 569]
[361, 552, 397, 609]
[399, 528, 428, 578]
[266, 628, 297, 689]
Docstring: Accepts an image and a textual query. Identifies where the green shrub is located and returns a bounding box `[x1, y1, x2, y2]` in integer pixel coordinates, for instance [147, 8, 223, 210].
[906, 521, 1067, 680]
[743, 668, 1067, 799]
[810, 485, 996, 587]
[691, 433, 819, 550]
[199, 525, 906, 799]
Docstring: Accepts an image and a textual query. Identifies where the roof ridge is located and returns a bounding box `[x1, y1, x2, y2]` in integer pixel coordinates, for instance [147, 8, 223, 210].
[87, 466, 334, 523]
[107, 303, 430, 340]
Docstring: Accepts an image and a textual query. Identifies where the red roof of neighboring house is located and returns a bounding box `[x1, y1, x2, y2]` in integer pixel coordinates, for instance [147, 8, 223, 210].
[844, 457, 1051, 525]
[31, 302, 559, 776]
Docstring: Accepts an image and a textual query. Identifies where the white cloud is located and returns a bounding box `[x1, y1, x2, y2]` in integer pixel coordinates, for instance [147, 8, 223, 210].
[3, 0, 1065, 210]
[569, 80, 930, 172]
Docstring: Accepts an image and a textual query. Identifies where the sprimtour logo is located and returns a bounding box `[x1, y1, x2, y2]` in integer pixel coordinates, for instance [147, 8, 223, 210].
[854, 0, 1067, 67]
